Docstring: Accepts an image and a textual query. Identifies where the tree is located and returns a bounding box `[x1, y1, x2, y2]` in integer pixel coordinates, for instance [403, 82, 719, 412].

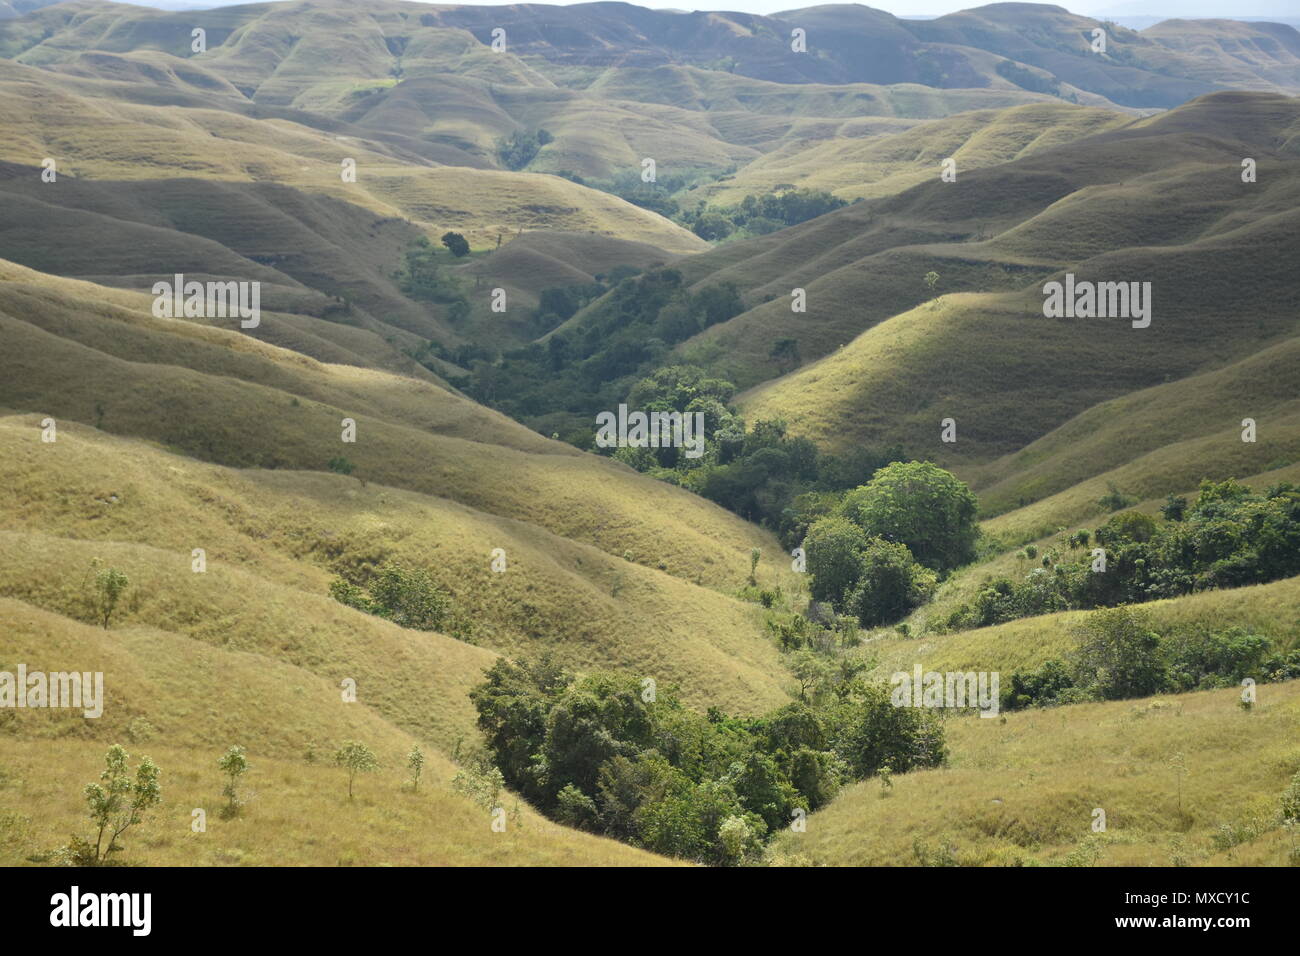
[803, 516, 869, 605]
[1161, 493, 1188, 522]
[839, 461, 978, 572]
[1071, 607, 1165, 700]
[832, 684, 947, 779]
[83, 745, 161, 863]
[330, 562, 451, 631]
[717, 814, 762, 866]
[555, 784, 598, 830]
[441, 232, 470, 257]
[692, 213, 732, 241]
[335, 741, 379, 799]
[407, 745, 425, 792]
[923, 271, 940, 296]
[217, 745, 249, 816]
[845, 538, 937, 627]
[94, 567, 129, 629]
[789, 649, 833, 704]
[769, 337, 800, 373]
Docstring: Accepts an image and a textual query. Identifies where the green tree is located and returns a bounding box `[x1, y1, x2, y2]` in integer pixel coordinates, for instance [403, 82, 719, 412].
[94, 567, 129, 629]
[83, 744, 161, 863]
[330, 563, 450, 631]
[440, 232, 470, 257]
[717, 813, 763, 865]
[217, 745, 249, 815]
[845, 538, 937, 626]
[407, 745, 425, 792]
[803, 516, 869, 605]
[839, 461, 978, 572]
[692, 213, 733, 241]
[555, 783, 598, 830]
[789, 649, 833, 703]
[832, 684, 947, 778]
[1071, 607, 1166, 700]
[335, 741, 379, 799]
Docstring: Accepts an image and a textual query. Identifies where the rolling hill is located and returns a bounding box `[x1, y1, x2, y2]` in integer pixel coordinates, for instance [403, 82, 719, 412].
[1, 0, 1297, 871]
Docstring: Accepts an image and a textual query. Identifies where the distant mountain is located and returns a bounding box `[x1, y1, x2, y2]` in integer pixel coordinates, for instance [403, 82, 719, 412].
[3, 2, 1298, 110]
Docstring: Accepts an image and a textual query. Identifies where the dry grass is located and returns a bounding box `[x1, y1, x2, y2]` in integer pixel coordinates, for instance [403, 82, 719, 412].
[771, 680, 1300, 866]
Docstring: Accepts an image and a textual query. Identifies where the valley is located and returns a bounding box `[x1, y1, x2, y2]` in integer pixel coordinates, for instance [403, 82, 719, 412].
[0, 0, 1297, 874]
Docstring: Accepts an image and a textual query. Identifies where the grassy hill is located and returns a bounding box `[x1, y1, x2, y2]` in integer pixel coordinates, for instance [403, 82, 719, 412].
[715, 93, 1298, 487]
[2, 1, 1297, 869]
[0, 255, 803, 865]
[0, 600, 674, 866]
[770, 678, 1300, 866]
[0, 58, 708, 253]
[697, 101, 1131, 204]
[0, 259, 801, 712]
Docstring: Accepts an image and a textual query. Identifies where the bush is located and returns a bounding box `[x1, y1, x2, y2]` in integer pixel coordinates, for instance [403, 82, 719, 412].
[440, 231, 470, 257]
[1072, 607, 1166, 700]
[329, 562, 450, 631]
[844, 538, 936, 627]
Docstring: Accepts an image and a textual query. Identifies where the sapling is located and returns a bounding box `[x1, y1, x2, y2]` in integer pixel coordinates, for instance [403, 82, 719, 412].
[407, 744, 425, 792]
[83, 744, 161, 863]
[218, 745, 249, 815]
[94, 566, 129, 629]
[335, 741, 379, 800]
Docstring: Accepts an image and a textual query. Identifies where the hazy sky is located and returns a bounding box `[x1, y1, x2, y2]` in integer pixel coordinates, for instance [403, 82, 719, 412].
[142, 0, 1300, 20]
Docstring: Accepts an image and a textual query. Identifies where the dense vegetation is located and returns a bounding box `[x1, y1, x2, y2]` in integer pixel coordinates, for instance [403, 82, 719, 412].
[944, 480, 1300, 631]
[803, 462, 979, 626]
[555, 174, 849, 242]
[683, 188, 850, 241]
[330, 562, 475, 643]
[393, 236, 470, 322]
[496, 128, 553, 171]
[469, 654, 945, 864]
[435, 265, 907, 538]
[1003, 606, 1300, 711]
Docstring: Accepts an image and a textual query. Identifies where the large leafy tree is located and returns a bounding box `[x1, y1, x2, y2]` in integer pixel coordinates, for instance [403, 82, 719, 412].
[839, 461, 979, 572]
[803, 516, 869, 604]
[845, 538, 937, 627]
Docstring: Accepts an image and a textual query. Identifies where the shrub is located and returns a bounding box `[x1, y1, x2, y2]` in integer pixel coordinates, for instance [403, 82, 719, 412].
[329, 562, 450, 631]
[844, 538, 936, 627]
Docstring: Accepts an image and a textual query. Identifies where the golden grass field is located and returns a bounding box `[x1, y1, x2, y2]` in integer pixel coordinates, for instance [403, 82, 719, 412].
[770, 680, 1300, 867]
